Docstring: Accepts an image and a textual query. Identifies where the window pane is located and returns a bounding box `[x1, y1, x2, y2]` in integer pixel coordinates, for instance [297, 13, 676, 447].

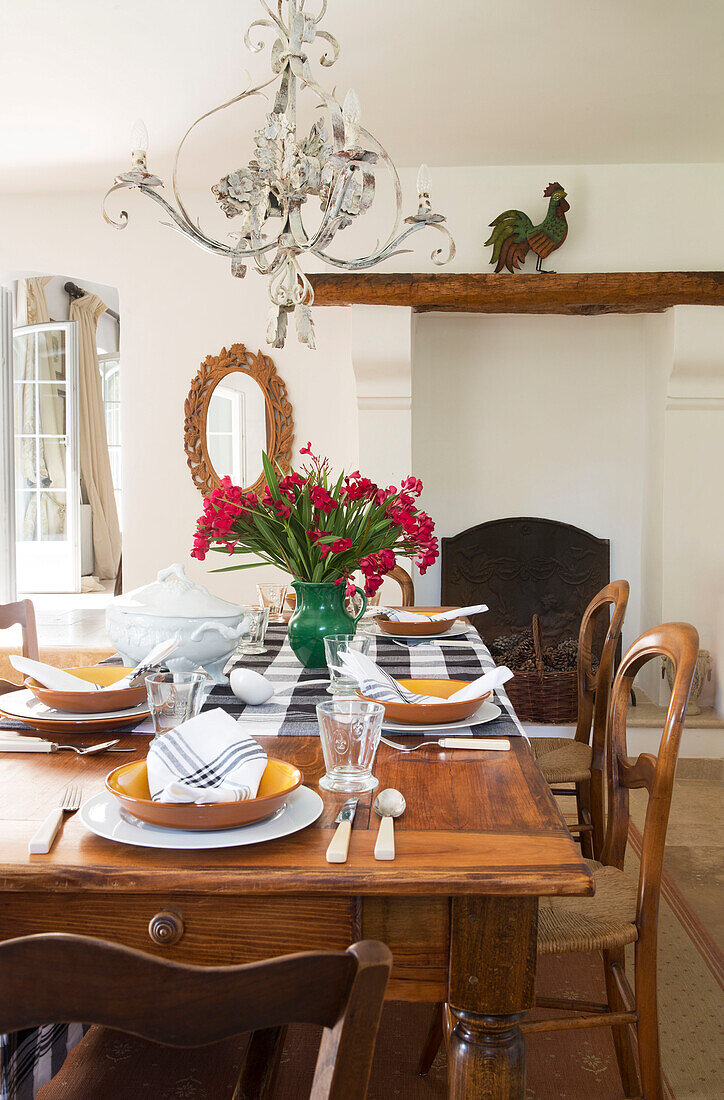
[109, 448, 122, 488]
[208, 394, 232, 432]
[14, 382, 36, 435]
[106, 404, 121, 446]
[38, 491, 66, 541]
[14, 332, 36, 380]
[15, 436, 37, 490]
[103, 362, 121, 401]
[208, 434, 233, 477]
[16, 490, 37, 541]
[38, 437, 66, 489]
[37, 383, 66, 435]
[38, 331, 66, 383]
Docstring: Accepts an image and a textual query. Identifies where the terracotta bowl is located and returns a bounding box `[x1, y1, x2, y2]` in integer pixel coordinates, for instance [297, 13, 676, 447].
[24, 666, 147, 714]
[377, 618, 454, 637]
[357, 678, 489, 725]
[105, 757, 303, 831]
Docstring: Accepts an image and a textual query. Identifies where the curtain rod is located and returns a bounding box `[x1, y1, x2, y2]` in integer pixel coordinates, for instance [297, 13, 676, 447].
[64, 281, 120, 324]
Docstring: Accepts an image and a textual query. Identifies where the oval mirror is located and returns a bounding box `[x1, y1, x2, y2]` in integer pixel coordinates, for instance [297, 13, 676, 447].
[184, 343, 294, 497]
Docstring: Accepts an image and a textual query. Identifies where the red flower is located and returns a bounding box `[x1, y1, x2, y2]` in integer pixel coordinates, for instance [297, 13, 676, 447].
[299, 442, 315, 458]
[331, 538, 353, 554]
[272, 499, 291, 519]
[309, 485, 338, 514]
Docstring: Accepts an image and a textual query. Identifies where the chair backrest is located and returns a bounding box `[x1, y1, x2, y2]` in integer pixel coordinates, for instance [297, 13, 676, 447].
[0, 599, 39, 692]
[573, 580, 629, 749]
[600, 622, 699, 934]
[0, 934, 392, 1100]
[387, 565, 414, 607]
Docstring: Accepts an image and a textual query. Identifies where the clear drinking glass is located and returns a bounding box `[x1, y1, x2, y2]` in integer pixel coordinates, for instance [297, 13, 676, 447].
[316, 698, 384, 793]
[256, 582, 288, 623]
[236, 605, 270, 655]
[323, 633, 373, 695]
[145, 672, 208, 737]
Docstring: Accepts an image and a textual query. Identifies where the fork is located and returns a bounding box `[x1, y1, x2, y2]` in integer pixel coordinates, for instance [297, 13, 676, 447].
[381, 735, 510, 753]
[0, 737, 135, 755]
[28, 784, 83, 855]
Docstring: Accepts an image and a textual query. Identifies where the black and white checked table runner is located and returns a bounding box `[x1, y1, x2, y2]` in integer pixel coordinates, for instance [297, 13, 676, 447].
[204, 622, 525, 738]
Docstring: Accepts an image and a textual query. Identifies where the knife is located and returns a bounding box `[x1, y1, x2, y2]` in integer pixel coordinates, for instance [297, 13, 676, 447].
[325, 798, 358, 864]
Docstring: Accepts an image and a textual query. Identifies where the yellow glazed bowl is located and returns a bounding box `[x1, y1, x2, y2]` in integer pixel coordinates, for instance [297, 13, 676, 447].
[105, 757, 303, 831]
[24, 666, 147, 714]
[357, 678, 489, 725]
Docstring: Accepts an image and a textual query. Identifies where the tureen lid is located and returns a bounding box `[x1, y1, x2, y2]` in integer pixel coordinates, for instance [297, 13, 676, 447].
[113, 563, 242, 619]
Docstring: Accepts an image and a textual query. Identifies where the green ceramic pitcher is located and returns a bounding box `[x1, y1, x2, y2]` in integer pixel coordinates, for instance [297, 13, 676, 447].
[288, 580, 367, 669]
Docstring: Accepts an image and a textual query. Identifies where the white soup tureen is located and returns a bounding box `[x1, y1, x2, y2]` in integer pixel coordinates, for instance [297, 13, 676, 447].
[106, 563, 246, 682]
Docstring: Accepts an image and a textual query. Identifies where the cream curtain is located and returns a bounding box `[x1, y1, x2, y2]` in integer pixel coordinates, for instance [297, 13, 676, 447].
[16, 277, 66, 541]
[69, 293, 121, 579]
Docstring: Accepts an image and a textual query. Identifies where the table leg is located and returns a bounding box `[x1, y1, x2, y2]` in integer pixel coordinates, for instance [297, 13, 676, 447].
[447, 896, 537, 1100]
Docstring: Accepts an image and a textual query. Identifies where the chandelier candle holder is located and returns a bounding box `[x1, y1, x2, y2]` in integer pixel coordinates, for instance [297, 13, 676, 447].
[103, 0, 455, 350]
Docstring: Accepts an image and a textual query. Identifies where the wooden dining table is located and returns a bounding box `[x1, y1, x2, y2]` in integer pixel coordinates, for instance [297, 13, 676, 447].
[0, 617, 593, 1100]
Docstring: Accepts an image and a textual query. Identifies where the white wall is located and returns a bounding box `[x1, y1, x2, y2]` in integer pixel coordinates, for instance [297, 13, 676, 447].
[411, 311, 652, 649]
[0, 162, 722, 679]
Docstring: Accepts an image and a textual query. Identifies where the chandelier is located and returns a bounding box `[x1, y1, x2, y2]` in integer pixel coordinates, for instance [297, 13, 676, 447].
[102, 0, 455, 350]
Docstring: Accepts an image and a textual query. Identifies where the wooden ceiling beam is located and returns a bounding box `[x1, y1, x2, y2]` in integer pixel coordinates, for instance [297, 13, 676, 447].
[308, 271, 724, 315]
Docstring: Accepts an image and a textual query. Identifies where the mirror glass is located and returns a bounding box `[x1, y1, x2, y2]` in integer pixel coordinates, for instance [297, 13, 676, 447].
[206, 371, 267, 489]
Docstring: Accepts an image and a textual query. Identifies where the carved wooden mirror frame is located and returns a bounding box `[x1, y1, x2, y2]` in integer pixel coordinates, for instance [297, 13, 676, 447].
[184, 343, 294, 498]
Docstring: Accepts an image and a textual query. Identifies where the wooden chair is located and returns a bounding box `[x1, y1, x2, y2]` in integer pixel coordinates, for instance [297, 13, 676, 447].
[418, 619, 697, 1091]
[0, 934, 392, 1100]
[0, 599, 39, 692]
[387, 564, 414, 606]
[527, 621, 699, 1100]
[530, 579, 629, 860]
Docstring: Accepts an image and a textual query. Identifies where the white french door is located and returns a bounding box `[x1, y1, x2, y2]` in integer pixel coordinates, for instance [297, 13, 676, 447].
[12, 321, 80, 593]
[0, 288, 15, 602]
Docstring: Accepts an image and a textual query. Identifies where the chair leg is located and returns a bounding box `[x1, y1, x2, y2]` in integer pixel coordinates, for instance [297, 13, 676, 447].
[635, 935, 665, 1100]
[603, 949, 640, 1098]
[417, 1002, 444, 1076]
[576, 779, 595, 860]
[234, 1025, 288, 1100]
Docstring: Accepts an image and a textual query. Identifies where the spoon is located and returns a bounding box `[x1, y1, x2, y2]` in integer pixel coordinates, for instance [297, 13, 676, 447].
[373, 787, 406, 861]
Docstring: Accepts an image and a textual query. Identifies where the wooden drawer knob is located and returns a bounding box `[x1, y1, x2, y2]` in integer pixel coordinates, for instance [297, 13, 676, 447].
[148, 910, 184, 946]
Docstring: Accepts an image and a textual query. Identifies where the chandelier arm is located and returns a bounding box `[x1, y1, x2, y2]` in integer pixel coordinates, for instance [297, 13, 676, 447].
[101, 183, 130, 229]
[354, 124, 405, 250]
[311, 218, 448, 269]
[171, 72, 279, 240]
[311, 30, 340, 67]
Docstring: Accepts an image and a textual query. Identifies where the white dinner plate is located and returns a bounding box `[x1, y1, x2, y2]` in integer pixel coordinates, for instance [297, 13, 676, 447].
[0, 689, 150, 723]
[381, 698, 503, 733]
[371, 620, 471, 642]
[79, 785, 324, 850]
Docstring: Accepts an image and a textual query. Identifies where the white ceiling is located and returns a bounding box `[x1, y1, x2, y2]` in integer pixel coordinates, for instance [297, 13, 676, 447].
[1, 0, 723, 192]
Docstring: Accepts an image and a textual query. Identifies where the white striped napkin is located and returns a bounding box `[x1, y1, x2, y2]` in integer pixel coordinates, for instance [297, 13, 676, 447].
[339, 649, 513, 705]
[9, 656, 98, 692]
[147, 708, 268, 804]
[384, 604, 488, 623]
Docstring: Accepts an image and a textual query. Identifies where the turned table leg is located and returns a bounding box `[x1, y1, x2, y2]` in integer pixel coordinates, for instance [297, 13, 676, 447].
[447, 896, 538, 1100]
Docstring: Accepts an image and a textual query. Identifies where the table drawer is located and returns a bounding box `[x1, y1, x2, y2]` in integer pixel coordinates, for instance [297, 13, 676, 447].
[0, 893, 360, 965]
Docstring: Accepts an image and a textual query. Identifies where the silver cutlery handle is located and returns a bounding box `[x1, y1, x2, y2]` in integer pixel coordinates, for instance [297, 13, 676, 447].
[326, 819, 352, 863]
[28, 808, 65, 854]
[0, 739, 54, 753]
[374, 816, 395, 860]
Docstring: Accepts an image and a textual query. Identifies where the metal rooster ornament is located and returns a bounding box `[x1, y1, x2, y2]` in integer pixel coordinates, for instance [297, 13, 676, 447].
[486, 183, 570, 273]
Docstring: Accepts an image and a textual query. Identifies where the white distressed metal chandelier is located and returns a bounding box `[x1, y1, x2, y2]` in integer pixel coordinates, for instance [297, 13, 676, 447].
[103, 0, 455, 350]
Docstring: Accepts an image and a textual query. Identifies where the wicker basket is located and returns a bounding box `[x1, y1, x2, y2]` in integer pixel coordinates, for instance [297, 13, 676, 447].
[504, 614, 578, 724]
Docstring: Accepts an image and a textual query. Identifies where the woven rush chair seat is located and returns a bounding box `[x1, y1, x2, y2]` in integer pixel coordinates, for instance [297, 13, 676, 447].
[538, 859, 638, 956]
[530, 737, 593, 784]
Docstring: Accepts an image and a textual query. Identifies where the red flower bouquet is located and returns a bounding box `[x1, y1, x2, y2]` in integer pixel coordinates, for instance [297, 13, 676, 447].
[191, 445, 438, 597]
